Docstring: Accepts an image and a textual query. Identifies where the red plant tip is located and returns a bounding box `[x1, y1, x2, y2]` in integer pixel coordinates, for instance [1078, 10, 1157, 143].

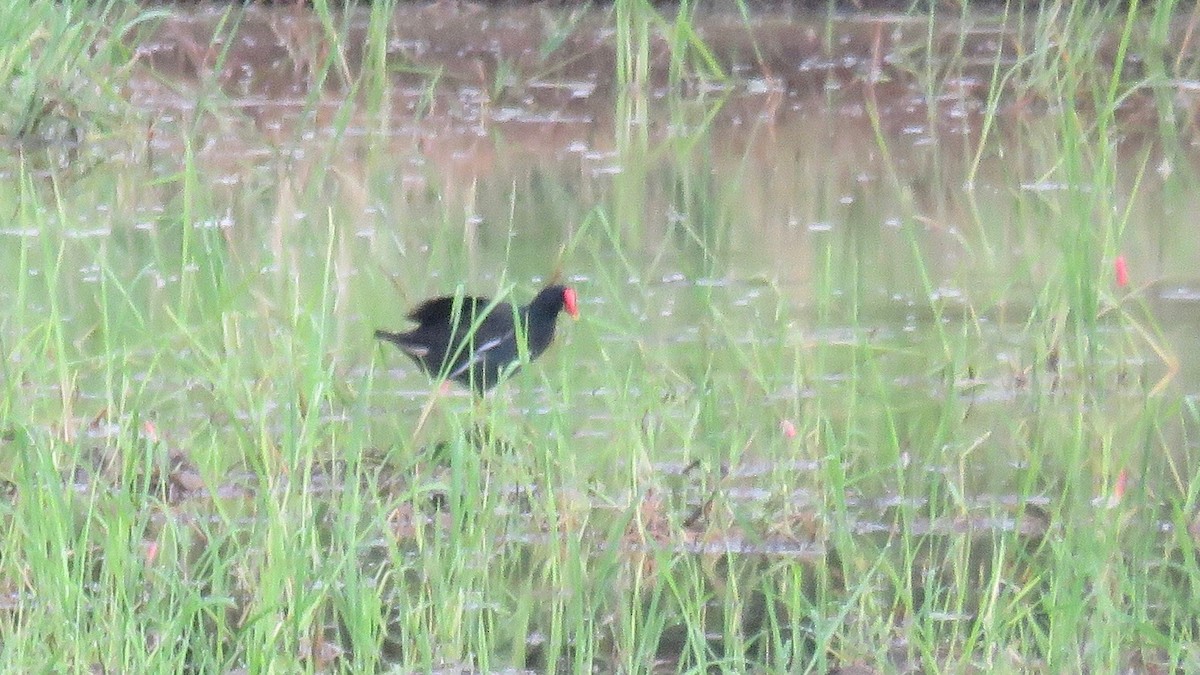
[143, 540, 159, 565]
[1113, 468, 1128, 502]
[780, 419, 797, 438]
[1114, 255, 1129, 288]
[563, 287, 580, 319]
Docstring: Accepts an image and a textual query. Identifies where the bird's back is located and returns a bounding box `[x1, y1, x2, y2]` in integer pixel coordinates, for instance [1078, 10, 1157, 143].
[407, 295, 492, 325]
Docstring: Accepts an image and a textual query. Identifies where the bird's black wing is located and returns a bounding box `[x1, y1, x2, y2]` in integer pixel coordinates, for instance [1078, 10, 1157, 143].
[446, 304, 521, 381]
[406, 295, 492, 325]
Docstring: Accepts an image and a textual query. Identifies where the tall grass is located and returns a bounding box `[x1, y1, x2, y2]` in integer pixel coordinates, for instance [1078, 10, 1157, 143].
[0, 0, 1198, 672]
[0, 0, 157, 143]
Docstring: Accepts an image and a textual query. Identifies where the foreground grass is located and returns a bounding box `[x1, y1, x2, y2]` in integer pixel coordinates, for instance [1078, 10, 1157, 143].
[1, 0, 1199, 672]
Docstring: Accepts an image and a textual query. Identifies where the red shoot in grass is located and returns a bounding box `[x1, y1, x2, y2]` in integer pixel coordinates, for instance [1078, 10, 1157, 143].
[1114, 255, 1129, 288]
[780, 419, 797, 438]
[1114, 468, 1128, 502]
[1107, 468, 1129, 509]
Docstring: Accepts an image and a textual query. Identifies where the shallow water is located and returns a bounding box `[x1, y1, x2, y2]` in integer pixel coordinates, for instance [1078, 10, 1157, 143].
[6, 0, 1199, 540]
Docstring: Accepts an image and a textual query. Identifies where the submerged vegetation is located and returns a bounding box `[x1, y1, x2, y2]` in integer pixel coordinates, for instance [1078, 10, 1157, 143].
[1, 0, 1200, 671]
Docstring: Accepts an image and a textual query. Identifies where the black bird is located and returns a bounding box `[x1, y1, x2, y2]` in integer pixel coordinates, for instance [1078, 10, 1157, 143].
[375, 284, 579, 394]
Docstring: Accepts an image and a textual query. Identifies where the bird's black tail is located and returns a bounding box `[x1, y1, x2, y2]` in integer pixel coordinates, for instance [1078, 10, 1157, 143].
[375, 330, 429, 359]
[374, 329, 401, 344]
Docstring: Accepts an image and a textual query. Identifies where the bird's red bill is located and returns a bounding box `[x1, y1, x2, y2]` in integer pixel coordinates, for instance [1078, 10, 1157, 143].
[564, 287, 580, 319]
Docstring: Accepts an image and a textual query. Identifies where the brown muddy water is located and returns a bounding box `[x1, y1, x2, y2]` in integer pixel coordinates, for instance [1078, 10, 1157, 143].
[112, 7, 1200, 474]
[5, 2, 1200, 670]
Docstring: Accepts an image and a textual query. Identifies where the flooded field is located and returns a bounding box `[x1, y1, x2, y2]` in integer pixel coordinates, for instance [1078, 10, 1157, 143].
[3, 2, 1200, 671]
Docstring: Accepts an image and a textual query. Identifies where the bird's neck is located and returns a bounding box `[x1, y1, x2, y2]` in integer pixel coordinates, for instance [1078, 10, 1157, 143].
[524, 312, 557, 353]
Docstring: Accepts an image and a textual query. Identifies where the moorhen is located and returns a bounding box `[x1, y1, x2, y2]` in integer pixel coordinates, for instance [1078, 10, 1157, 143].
[375, 284, 579, 394]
